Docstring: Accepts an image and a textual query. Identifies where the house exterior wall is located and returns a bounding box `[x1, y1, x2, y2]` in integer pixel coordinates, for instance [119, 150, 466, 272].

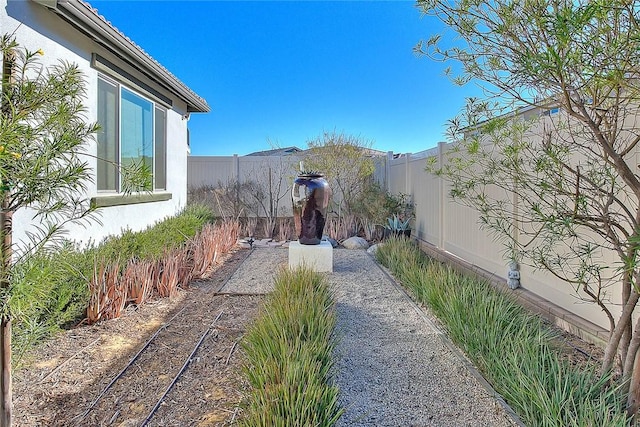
[3, 0, 190, 247]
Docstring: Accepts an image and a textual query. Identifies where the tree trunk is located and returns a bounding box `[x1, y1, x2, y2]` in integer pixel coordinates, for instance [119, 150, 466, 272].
[602, 290, 640, 375]
[624, 319, 640, 388]
[628, 347, 640, 419]
[0, 204, 12, 427]
[0, 319, 10, 427]
[620, 271, 633, 372]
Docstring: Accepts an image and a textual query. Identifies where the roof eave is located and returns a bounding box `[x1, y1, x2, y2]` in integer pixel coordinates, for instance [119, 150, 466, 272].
[32, 0, 210, 113]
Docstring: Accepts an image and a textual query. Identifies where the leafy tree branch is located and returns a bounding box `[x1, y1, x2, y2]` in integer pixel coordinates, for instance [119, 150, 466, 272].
[419, 0, 640, 416]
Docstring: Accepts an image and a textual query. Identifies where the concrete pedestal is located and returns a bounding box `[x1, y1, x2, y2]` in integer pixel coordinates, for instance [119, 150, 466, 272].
[288, 240, 333, 272]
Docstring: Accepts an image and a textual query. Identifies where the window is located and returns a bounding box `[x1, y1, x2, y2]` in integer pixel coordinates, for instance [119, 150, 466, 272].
[97, 75, 166, 192]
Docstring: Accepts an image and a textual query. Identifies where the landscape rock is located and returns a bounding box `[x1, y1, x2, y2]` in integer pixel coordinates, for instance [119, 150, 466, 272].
[322, 235, 338, 248]
[342, 236, 369, 250]
[367, 243, 381, 255]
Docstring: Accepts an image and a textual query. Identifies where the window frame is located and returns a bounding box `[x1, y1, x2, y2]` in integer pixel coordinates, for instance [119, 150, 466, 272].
[96, 73, 168, 195]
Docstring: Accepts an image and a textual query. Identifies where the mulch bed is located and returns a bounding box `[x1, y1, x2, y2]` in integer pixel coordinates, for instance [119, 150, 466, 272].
[13, 248, 262, 427]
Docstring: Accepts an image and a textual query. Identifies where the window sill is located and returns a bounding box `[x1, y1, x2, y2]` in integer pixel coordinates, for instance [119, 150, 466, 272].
[91, 192, 172, 208]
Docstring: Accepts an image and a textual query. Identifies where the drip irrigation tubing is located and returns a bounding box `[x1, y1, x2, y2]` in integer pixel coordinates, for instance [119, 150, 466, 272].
[76, 305, 189, 421]
[139, 310, 225, 427]
[74, 248, 252, 424]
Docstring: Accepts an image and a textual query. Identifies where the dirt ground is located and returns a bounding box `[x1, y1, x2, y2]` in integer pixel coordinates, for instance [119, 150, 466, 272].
[13, 248, 260, 427]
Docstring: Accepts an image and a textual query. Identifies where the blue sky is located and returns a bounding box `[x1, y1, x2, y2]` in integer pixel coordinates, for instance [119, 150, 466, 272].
[91, 1, 477, 156]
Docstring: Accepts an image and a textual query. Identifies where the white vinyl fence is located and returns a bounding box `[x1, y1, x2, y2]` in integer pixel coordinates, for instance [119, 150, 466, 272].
[188, 154, 390, 219]
[188, 155, 301, 216]
[188, 149, 612, 341]
[385, 143, 612, 340]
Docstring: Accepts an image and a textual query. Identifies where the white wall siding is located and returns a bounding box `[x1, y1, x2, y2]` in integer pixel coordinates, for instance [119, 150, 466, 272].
[166, 102, 190, 210]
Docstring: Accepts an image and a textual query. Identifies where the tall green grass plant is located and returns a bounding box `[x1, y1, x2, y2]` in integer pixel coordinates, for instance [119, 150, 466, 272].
[376, 237, 629, 427]
[241, 268, 342, 426]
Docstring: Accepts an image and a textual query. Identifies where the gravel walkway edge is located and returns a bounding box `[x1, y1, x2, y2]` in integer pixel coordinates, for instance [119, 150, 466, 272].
[371, 252, 526, 427]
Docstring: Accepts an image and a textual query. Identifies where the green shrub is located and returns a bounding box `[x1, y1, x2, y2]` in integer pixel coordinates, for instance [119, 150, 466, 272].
[92, 205, 212, 261]
[376, 237, 629, 427]
[351, 183, 414, 227]
[10, 205, 215, 365]
[241, 267, 342, 426]
[182, 202, 217, 224]
[10, 244, 88, 365]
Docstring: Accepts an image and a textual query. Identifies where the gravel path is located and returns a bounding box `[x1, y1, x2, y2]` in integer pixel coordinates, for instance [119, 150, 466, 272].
[221, 247, 522, 426]
[330, 250, 520, 426]
[218, 248, 287, 294]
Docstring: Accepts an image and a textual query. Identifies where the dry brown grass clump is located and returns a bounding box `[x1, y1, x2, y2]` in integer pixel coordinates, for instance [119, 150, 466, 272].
[86, 220, 240, 324]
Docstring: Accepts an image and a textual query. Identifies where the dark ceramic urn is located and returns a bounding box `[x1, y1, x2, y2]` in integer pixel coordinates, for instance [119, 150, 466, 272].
[292, 173, 331, 245]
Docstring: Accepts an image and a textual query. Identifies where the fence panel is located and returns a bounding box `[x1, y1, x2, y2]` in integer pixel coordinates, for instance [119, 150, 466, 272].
[187, 156, 239, 189]
[408, 149, 440, 246]
[237, 156, 300, 216]
[380, 143, 621, 332]
[187, 155, 300, 218]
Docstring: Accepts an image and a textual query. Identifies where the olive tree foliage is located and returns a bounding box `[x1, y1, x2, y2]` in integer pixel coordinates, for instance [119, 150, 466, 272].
[417, 0, 640, 414]
[2, 35, 149, 261]
[1, 34, 101, 426]
[302, 131, 376, 221]
[1, 39, 98, 261]
[0, 35, 148, 425]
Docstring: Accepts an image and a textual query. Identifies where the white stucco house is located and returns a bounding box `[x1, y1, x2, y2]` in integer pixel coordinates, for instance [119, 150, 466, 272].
[2, 0, 209, 248]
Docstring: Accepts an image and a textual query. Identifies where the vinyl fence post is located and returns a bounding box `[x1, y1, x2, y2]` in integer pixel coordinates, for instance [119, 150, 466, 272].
[386, 151, 393, 192]
[438, 141, 446, 250]
[405, 153, 411, 196]
[233, 154, 240, 209]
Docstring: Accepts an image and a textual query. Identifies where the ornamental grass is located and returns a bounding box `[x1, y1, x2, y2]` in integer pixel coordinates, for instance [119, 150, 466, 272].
[10, 204, 218, 363]
[191, 220, 239, 279]
[85, 218, 240, 324]
[240, 267, 343, 426]
[123, 259, 155, 305]
[87, 260, 125, 324]
[376, 237, 628, 427]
